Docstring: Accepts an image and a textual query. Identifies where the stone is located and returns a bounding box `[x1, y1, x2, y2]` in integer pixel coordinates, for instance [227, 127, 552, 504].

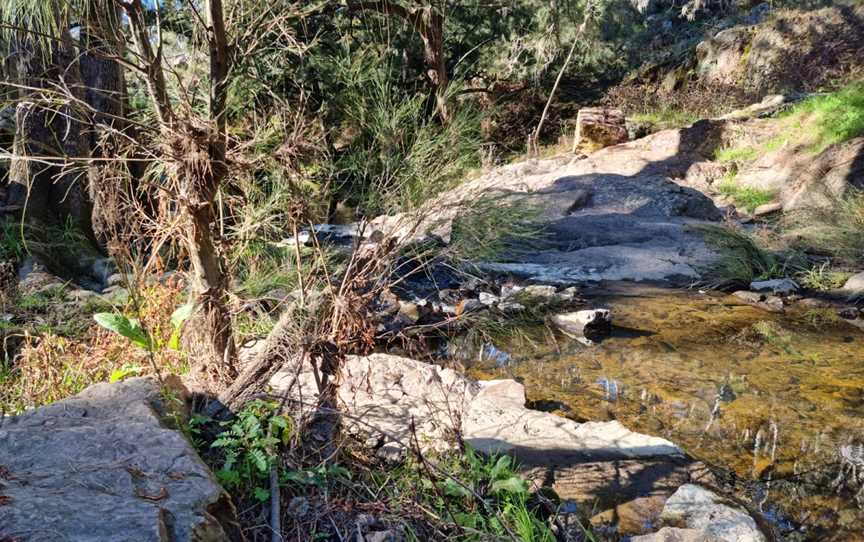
[552, 309, 612, 342]
[478, 291, 499, 306]
[398, 301, 421, 322]
[521, 284, 558, 299]
[573, 108, 628, 151]
[658, 484, 766, 542]
[456, 298, 484, 315]
[269, 354, 682, 464]
[843, 272, 864, 293]
[0, 378, 241, 541]
[566, 189, 593, 214]
[497, 301, 526, 313]
[732, 291, 784, 313]
[749, 278, 798, 295]
[106, 272, 127, 287]
[753, 201, 783, 216]
[632, 526, 723, 542]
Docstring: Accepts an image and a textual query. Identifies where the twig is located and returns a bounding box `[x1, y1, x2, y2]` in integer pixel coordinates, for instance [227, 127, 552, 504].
[270, 464, 282, 542]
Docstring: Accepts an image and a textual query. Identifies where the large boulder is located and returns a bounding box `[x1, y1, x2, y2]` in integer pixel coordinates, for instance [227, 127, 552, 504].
[271, 354, 680, 462]
[696, 5, 864, 94]
[368, 121, 726, 285]
[270, 353, 700, 511]
[0, 378, 241, 542]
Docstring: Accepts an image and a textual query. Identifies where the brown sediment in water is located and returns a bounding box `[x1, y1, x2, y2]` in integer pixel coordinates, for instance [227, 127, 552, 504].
[468, 283, 864, 539]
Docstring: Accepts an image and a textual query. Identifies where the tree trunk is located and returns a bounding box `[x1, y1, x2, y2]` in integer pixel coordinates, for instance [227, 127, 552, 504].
[80, 1, 131, 247]
[182, 0, 237, 380]
[418, 8, 450, 122]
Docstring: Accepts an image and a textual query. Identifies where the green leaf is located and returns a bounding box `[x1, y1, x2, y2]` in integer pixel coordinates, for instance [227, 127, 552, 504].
[491, 476, 528, 495]
[93, 313, 151, 350]
[442, 478, 472, 499]
[490, 455, 512, 480]
[109, 365, 144, 383]
[253, 486, 271, 502]
[170, 301, 196, 329]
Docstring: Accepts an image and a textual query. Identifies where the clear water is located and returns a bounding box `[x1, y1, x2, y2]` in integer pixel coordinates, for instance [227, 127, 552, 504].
[468, 284, 864, 540]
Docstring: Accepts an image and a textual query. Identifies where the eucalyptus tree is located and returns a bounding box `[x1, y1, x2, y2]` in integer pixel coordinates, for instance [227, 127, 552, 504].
[0, 0, 317, 382]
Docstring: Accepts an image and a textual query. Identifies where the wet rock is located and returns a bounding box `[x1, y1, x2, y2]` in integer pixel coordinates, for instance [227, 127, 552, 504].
[574, 108, 628, 151]
[843, 272, 864, 293]
[552, 309, 612, 342]
[750, 278, 798, 295]
[653, 484, 767, 542]
[590, 495, 667, 535]
[732, 291, 784, 312]
[0, 378, 241, 541]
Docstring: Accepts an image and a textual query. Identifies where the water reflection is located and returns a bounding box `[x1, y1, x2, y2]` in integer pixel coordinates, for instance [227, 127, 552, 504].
[467, 284, 864, 540]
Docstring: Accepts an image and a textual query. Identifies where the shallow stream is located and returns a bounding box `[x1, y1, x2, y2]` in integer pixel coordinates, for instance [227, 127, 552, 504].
[467, 284, 864, 541]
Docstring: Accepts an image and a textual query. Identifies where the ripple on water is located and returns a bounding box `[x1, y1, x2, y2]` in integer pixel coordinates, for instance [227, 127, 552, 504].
[467, 284, 864, 540]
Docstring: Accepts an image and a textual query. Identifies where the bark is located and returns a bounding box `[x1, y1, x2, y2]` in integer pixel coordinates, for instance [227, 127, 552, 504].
[182, 0, 237, 380]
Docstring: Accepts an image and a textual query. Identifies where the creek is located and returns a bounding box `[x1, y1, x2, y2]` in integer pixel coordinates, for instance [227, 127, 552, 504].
[468, 283, 864, 541]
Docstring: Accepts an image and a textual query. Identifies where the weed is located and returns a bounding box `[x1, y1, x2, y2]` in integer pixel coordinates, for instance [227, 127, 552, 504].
[733, 320, 795, 353]
[716, 177, 775, 213]
[783, 189, 864, 267]
[629, 108, 700, 133]
[802, 308, 842, 331]
[209, 400, 292, 501]
[797, 262, 853, 291]
[792, 82, 864, 153]
[18, 285, 67, 313]
[449, 195, 547, 261]
[699, 225, 785, 288]
[714, 146, 759, 164]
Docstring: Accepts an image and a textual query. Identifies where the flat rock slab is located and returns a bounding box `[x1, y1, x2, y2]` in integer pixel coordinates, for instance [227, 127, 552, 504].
[0, 378, 240, 542]
[370, 121, 727, 285]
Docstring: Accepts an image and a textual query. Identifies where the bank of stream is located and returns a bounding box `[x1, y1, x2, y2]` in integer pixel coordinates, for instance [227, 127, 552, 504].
[467, 283, 864, 540]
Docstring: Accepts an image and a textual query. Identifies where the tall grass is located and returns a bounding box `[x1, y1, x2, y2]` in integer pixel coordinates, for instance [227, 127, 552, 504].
[783, 189, 864, 267]
[330, 49, 481, 216]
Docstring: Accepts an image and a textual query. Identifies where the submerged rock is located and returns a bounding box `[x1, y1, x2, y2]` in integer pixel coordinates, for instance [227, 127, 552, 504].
[0, 378, 241, 542]
[732, 290, 785, 312]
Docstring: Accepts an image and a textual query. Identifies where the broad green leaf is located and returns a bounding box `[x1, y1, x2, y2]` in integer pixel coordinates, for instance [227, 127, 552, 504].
[491, 476, 528, 495]
[490, 455, 512, 480]
[170, 301, 196, 329]
[93, 313, 151, 350]
[109, 365, 143, 383]
[442, 478, 472, 499]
